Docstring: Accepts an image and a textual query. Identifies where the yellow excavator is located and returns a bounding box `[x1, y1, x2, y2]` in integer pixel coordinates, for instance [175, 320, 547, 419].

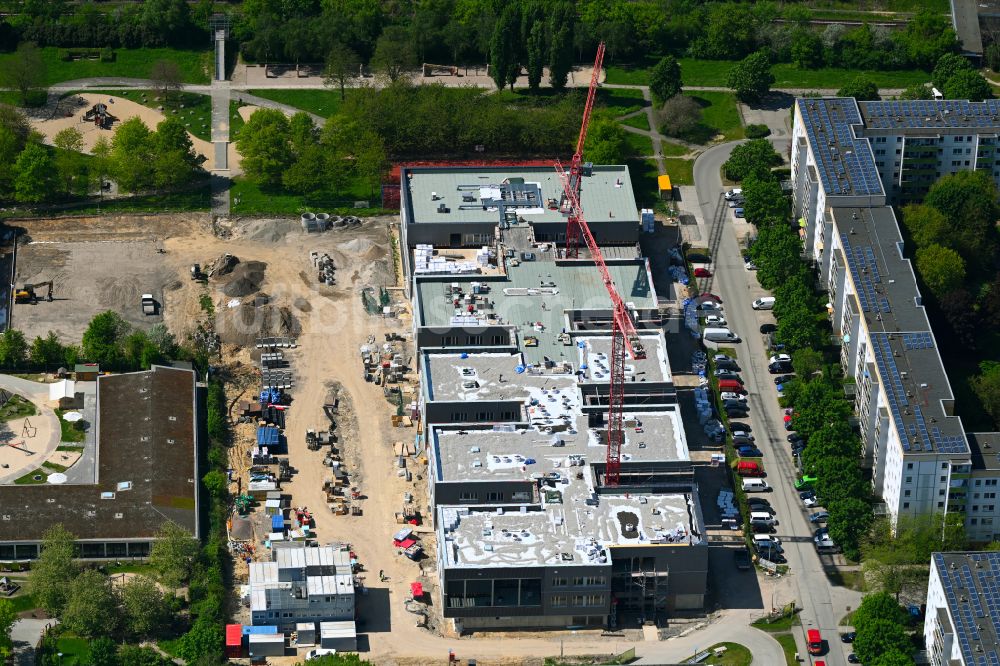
[15, 281, 53, 304]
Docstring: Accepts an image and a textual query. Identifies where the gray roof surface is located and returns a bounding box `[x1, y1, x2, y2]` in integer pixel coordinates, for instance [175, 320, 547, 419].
[431, 409, 688, 483]
[933, 552, 1000, 665]
[416, 259, 656, 365]
[405, 166, 639, 225]
[859, 99, 1000, 130]
[439, 473, 702, 568]
[967, 433, 1000, 471]
[831, 207, 968, 457]
[951, 0, 984, 55]
[0, 366, 199, 543]
[797, 98, 883, 197]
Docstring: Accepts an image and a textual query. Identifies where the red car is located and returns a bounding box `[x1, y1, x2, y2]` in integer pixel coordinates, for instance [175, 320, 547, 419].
[700, 292, 722, 302]
[694, 268, 713, 278]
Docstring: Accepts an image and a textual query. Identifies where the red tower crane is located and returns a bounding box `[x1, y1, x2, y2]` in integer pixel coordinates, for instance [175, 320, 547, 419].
[563, 41, 605, 260]
[553, 41, 644, 487]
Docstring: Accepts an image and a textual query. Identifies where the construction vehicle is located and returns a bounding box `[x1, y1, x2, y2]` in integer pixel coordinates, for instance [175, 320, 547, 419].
[14, 281, 53, 304]
[141, 293, 156, 315]
[190, 264, 206, 281]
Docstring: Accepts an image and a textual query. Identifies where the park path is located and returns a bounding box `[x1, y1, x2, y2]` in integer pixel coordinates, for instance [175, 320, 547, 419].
[209, 79, 231, 218]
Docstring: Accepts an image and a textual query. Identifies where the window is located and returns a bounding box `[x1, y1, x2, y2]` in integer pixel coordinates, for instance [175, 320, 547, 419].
[943, 462, 949, 469]
[876, 149, 886, 156]
[896, 149, 902, 155]
[459, 492, 479, 502]
[906, 477, 912, 483]
[954, 148, 963, 155]
[988, 505, 996, 512]
[511, 491, 530, 502]
[904, 490, 911, 497]
[952, 161, 962, 166]
[976, 493, 981, 499]
[908, 463, 914, 470]
[487, 492, 503, 502]
[572, 576, 606, 587]
[940, 489, 946, 496]
[987, 493, 996, 499]
[972, 519, 979, 525]
[938, 502, 945, 508]
[551, 595, 568, 607]
[552, 577, 568, 588]
[941, 476, 947, 482]
[957, 136, 964, 142]
[966, 160, 971, 166]
[976, 480, 982, 487]
[876, 137, 886, 143]
[903, 502, 910, 509]
[984, 518, 994, 526]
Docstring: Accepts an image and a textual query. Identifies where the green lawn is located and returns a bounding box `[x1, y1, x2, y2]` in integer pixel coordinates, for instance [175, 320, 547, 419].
[245, 88, 348, 119]
[662, 157, 694, 186]
[626, 131, 654, 158]
[55, 636, 90, 666]
[74, 90, 213, 141]
[689, 642, 752, 666]
[621, 113, 650, 131]
[596, 86, 646, 115]
[14, 469, 48, 484]
[0, 395, 37, 421]
[0, 47, 210, 86]
[230, 101, 248, 141]
[607, 57, 930, 90]
[56, 445, 84, 452]
[661, 141, 691, 157]
[7, 184, 212, 217]
[752, 611, 801, 632]
[0, 90, 47, 107]
[7, 593, 38, 613]
[774, 633, 798, 666]
[230, 177, 385, 216]
[691, 91, 745, 142]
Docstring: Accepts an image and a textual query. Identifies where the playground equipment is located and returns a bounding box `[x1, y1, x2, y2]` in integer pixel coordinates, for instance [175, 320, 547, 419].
[83, 103, 117, 129]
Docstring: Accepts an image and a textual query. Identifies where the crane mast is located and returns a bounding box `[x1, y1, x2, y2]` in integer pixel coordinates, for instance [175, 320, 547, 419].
[553, 42, 643, 486]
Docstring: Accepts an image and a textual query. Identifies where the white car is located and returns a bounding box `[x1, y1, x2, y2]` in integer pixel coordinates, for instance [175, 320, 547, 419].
[306, 649, 337, 660]
[769, 354, 791, 365]
[704, 314, 727, 326]
[744, 260, 757, 271]
[724, 188, 743, 200]
[803, 495, 820, 508]
[720, 392, 747, 402]
[697, 301, 722, 311]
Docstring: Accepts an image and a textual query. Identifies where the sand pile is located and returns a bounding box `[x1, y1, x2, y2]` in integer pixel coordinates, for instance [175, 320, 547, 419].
[222, 261, 267, 297]
[337, 238, 382, 261]
[217, 302, 300, 346]
[236, 219, 299, 243]
[208, 253, 240, 277]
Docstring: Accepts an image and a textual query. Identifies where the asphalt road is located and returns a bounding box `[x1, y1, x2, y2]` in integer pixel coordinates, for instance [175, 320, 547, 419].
[693, 139, 860, 665]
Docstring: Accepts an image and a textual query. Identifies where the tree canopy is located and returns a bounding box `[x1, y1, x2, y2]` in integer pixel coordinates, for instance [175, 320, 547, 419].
[727, 50, 774, 103]
[649, 55, 682, 103]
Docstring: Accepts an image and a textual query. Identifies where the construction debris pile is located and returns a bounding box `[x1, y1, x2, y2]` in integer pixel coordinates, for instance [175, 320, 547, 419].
[310, 251, 336, 286]
[300, 212, 363, 233]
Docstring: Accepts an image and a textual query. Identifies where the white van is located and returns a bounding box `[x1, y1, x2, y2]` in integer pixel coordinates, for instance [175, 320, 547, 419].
[752, 297, 775, 310]
[724, 188, 743, 200]
[742, 478, 769, 493]
[749, 511, 776, 527]
[703, 327, 740, 343]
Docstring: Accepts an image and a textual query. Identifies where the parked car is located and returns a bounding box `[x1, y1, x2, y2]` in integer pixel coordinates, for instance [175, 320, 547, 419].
[733, 436, 755, 448]
[841, 632, 856, 643]
[726, 407, 750, 419]
[731, 429, 753, 440]
[810, 511, 830, 524]
[729, 421, 752, 432]
[803, 495, 820, 508]
[774, 374, 795, 385]
[747, 498, 772, 511]
[724, 188, 743, 200]
[760, 323, 777, 334]
[716, 371, 743, 383]
[848, 654, 860, 664]
[687, 253, 711, 263]
[716, 358, 740, 371]
[697, 300, 722, 311]
[753, 536, 784, 553]
[737, 446, 764, 458]
[694, 267, 713, 278]
[713, 353, 733, 362]
[704, 314, 727, 326]
[752, 296, 776, 310]
[769, 354, 791, 365]
[787, 433, 803, 444]
[701, 292, 722, 302]
[720, 392, 747, 402]
[734, 208, 745, 218]
[768, 361, 793, 374]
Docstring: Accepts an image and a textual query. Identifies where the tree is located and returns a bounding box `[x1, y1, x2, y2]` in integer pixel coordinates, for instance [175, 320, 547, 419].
[371, 25, 415, 84]
[489, 6, 520, 90]
[62, 569, 120, 638]
[150, 60, 182, 103]
[900, 204, 950, 249]
[82, 311, 130, 367]
[584, 116, 630, 163]
[939, 288, 979, 350]
[149, 521, 198, 589]
[0, 42, 47, 107]
[894, 10, 958, 70]
[924, 171, 1000, 270]
[943, 69, 992, 101]
[869, 649, 916, 666]
[110, 117, 154, 193]
[0, 329, 28, 368]
[151, 117, 201, 190]
[0, 598, 15, 662]
[727, 50, 774, 104]
[837, 76, 880, 101]
[775, 307, 825, 351]
[854, 591, 911, 628]
[235, 108, 292, 188]
[791, 29, 823, 69]
[324, 42, 360, 101]
[525, 22, 545, 91]
[827, 497, 871, 561]
[53, 126, 88, 196]
[29, 524, 78, 616]
[741, 173, 787, 226]
[723, 139, 782, 181]
[916, 244, 965, 299]
[973, 361, 1000, 427]
[121, 575, 168, 639]
[853, 619, 913, 664]
[14, 142, 57, 204]
[900, 83, 933, 100]
[202, 469, 229, 500]
[117, 646, 168, 666]
[176, 618, 224, 663]
[548, 24, 572, 90]
[649, 55, 682, 103]
[792, 348, 825, 380]
[30, 331, 65, 368]
[656, 95, 701, 140]
[932, 52, 973, 91]
[88, 636, 119, 666]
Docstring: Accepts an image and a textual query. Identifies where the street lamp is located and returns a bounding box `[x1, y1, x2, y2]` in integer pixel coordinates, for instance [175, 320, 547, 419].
[57, 652, 63, 666]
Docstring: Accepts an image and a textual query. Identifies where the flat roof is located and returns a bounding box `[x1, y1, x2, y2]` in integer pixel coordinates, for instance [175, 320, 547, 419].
[859, 99, 1000, 130]
[951, 0, 984, 55]
[797, 98, 883, 197]
[830, 207, 968, 456]
[967, 433, 1000, 471]
[404, 166, 639, 226]
[440, 473, 702, 568]
[933, 552, 1000, 663]
[432, 409, 688, 483]
[416, 258, 657, 365]
[0, 366, 199, 543]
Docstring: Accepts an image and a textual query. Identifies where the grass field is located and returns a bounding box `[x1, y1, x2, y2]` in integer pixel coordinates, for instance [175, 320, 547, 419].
[230, 177, 385, 216]
[4, 184, 213, 217]
[751, 611, 801, 632]
[246, 88, 348, 119]
[14, 469, 48, 484]
[626, 131, 654, 158]
[0, 47, 210, 86]
[774, 633, 798, 666]
[661, 141, 691, 157]
[663, 158, 695, 186]
[683, 91, 745, 144]
[7, 593, 38, 613]
[621, 113, 650, 131]
[230, 101, 247, 141]
[689, 642, 752, 666]
[0, 395, 37, 421]
[75, 89, 213, 141]
[607, 57, 930, 90]
[55, 636, 90, 666]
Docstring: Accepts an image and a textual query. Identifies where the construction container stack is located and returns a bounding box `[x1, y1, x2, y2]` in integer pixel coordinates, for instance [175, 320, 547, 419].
[310, 251, 336, 285]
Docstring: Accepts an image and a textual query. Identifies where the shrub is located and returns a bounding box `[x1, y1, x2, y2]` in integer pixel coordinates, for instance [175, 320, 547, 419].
[745, 123, 771, 138]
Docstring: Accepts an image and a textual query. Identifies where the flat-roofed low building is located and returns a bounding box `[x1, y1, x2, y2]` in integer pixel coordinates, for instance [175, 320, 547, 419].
[0, 365, 202, 560]
[924, 552, 1000, 665]
[248, 545, 355, 630]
